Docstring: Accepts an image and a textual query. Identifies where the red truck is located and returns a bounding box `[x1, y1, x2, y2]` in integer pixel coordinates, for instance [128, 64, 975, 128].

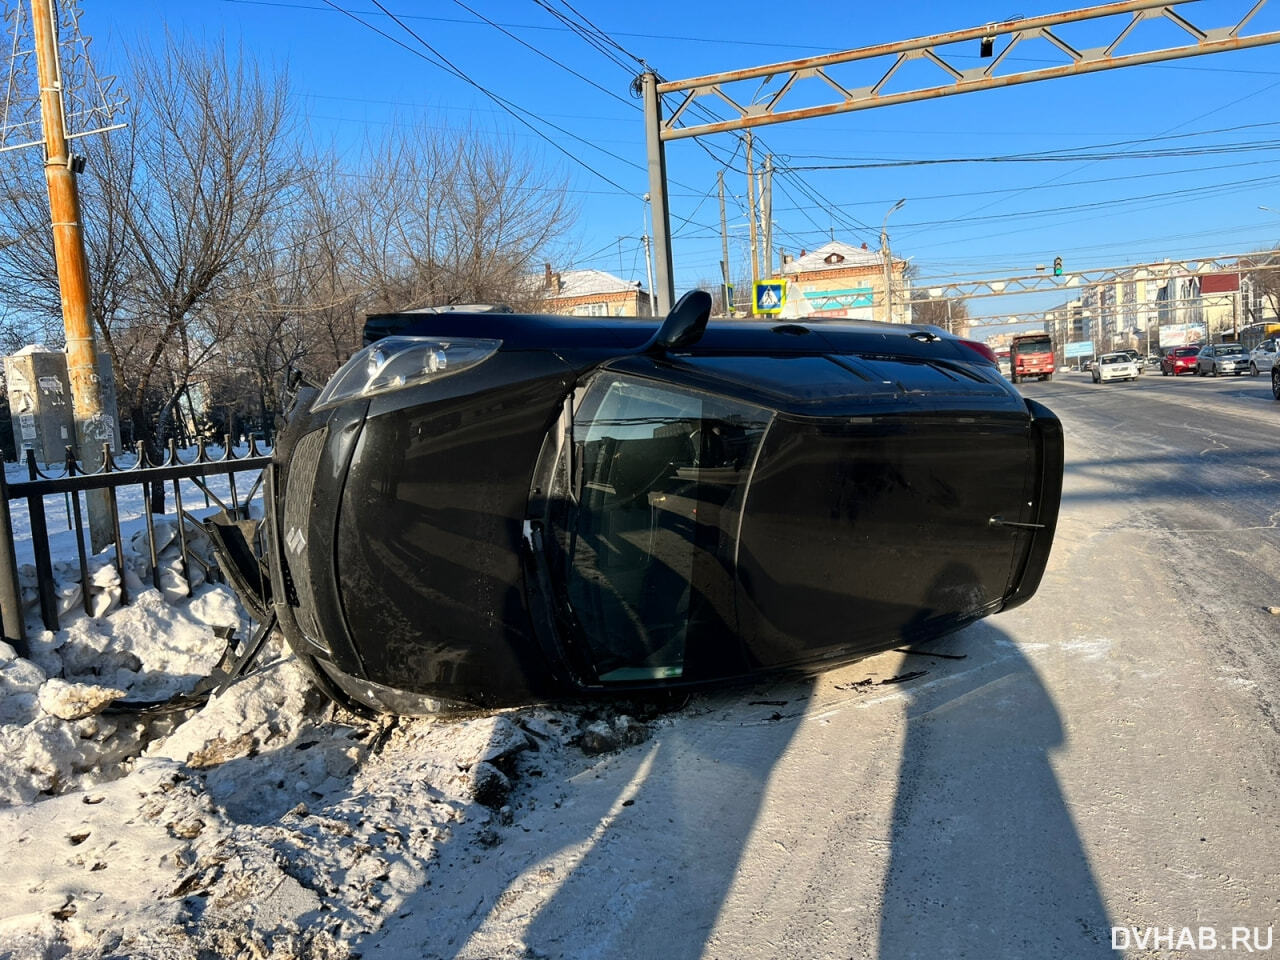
[1010, 332, 1055, 384]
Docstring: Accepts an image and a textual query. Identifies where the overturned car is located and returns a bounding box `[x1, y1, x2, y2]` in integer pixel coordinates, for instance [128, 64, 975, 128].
[213, 292, 1063, 715]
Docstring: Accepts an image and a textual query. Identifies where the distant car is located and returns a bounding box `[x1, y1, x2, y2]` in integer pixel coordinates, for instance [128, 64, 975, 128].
[1121, 349, 1144, 375]
[207, 292, 1064, 714]
[1249, 338, 1279, 376]
[1196, 342, 1248, 376]
[1093, 352, 1140, 383]
[1161, 346, 1200, 376]
[1081, 359, 1094, 373]
[1145, 354, 1161, 368]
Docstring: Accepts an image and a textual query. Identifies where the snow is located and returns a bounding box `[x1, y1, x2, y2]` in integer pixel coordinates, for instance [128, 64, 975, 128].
[0, 449, 690, 958]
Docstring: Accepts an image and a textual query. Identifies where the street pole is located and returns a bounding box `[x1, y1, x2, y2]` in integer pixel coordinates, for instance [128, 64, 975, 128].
[762, 154, 773, 279]
[745, 131, 760, 287]
[31, 0, 113, 551]
[881, 198, 905, 323]
[641, 231, 655, 318]
[718, 170, 731, 315]
[640, 72, 675, 314]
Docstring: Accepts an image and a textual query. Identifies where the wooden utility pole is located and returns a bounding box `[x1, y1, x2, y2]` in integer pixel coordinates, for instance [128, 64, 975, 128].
[718, 170, 732, 316]
[31, 0, 113, 550]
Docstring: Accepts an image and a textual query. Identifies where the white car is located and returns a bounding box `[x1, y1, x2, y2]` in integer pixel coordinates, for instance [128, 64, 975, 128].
[1092, 352, 1140, 383]
[1249, 338, 1279, 376]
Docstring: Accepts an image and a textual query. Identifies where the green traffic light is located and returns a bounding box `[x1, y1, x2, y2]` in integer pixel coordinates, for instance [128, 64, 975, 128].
[1053, 256, 1063, 276]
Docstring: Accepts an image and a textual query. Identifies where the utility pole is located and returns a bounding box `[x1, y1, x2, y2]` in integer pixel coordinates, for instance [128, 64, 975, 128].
[641, 231, 655, 317]
[31, 0, 113, 551]
[762, 154, 773, 280]
[718, 170, 731, 316]
[745, 131, 759, 286]
[640, 72, 675, 314]
[881, 198, 905, 324]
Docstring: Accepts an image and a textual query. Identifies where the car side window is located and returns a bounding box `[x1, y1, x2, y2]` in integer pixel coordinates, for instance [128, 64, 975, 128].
[550, 371, 773, 683]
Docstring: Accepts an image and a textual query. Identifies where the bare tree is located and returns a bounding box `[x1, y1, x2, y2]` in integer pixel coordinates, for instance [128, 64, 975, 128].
[347, 121, 575, 317]
[912, 295, 970, 336]
[98, 37, 301, 461]
[0, 35, 578, 478]
[1241, 250, 1280, 325]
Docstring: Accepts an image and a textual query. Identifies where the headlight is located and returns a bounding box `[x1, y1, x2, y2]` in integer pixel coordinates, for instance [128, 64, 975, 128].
[310, 336, 502, 412]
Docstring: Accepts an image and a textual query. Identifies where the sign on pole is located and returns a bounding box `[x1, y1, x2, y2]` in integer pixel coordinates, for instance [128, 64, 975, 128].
[1064, 340, 1094, 358]
[1159, 323, 1207, 348]
[753, 280, 786, 315]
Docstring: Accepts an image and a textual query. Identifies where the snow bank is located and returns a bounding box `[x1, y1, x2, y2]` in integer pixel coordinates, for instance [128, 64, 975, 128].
[0, 524, 664, 958]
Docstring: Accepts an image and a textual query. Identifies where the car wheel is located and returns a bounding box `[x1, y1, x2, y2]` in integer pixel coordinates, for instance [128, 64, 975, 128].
[1212, 368, 1219, 377]
[1251, 363, 1259, 376]
[1273, 369, 1280, 401]
[1161, 367, 1169, 376]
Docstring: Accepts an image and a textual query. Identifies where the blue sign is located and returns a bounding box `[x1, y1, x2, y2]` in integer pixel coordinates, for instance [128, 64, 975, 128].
[753, 280, 786, 315]
[1065, 340, 1094, 358]
[803, 286, 874, 310]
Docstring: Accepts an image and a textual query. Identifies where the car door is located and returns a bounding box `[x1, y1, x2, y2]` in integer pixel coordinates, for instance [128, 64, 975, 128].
[1253, 340, 1277, 374]
[541, 366, 775, 685]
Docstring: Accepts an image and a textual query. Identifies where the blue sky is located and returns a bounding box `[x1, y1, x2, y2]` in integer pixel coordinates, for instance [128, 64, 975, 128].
[84, 0, 1280, 330]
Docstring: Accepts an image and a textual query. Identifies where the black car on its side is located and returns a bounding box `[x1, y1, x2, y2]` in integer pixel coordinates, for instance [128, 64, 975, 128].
[212, 292, 1063, 714]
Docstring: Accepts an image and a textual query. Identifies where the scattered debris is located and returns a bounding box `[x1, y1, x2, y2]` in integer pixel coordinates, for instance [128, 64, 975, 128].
[470, 760, 512, 809]
[879, 671, 929, 685]
[833, 678, 876, 691]
[896, 647, 968, 660]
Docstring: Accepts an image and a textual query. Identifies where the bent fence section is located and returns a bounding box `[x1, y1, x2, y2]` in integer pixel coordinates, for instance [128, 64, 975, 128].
[0, 438, 272, 657]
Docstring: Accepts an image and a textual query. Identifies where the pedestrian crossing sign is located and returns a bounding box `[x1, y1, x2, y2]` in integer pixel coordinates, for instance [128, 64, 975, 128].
[753, 280, 786, 315]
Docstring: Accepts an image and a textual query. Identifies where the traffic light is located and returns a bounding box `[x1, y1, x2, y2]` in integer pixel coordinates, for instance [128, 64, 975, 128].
[1053, 256, 1063, 276]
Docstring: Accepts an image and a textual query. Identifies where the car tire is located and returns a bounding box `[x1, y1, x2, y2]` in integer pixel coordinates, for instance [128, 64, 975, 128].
[1251, 363, 1259, 376]
[1273, 369, 1280, 401]
[1161, 368, 1169, 376]
[1212, 368, 1219, 377]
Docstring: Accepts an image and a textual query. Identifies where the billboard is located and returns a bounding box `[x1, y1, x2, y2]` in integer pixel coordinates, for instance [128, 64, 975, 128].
[1159, 323, 1207, 348]
[1064, 340, 1094, 358]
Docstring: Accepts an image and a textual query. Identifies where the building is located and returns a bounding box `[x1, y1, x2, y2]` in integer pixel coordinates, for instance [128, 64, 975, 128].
[533, 264, 654, 317]
[778, 241, 911, 323]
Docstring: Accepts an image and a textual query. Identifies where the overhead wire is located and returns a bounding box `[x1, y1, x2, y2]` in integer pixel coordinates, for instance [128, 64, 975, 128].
[320, 0, 637, 194]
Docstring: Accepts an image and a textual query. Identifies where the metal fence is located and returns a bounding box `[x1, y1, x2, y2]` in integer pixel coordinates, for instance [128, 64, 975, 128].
[0, 437, 271, 657]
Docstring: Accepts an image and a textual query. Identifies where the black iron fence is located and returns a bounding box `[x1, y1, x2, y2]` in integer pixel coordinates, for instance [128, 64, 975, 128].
[0, 437, 271, 657]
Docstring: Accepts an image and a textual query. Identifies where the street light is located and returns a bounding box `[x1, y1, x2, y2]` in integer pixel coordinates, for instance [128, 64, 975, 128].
[881, 198, 906, 323]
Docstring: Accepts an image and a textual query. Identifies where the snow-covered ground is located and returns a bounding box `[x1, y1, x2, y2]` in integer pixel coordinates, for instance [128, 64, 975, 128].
[0, 451, 734, 959]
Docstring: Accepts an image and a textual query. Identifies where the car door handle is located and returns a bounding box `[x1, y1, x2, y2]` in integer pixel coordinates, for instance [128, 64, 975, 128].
[988, 515, 1046, 530]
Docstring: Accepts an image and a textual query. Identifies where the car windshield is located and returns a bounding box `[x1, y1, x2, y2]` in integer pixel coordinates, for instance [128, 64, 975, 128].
[1174, 348, 1198, 357]
[1100, 355, 1127, 364]
[1218, 345, 1244, 355]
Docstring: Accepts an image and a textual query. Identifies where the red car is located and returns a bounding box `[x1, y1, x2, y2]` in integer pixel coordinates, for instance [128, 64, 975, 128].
[1161, 346, 1200, 376]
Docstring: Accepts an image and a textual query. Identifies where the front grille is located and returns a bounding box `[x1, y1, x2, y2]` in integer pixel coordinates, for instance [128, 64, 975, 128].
[282, 427, 328, 644]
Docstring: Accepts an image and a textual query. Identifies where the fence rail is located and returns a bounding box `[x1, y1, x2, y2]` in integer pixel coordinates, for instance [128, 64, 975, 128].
[0, 437, 271, 657]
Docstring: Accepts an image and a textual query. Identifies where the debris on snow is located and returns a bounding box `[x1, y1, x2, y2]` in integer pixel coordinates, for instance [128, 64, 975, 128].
[36, 678, 126, 721]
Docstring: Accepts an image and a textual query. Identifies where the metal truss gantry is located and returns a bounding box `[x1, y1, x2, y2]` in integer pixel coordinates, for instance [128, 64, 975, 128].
[642, 0, 1280, 313]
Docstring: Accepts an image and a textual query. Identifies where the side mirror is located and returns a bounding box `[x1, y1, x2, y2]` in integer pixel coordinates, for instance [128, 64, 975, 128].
[643, 290, 711, 355]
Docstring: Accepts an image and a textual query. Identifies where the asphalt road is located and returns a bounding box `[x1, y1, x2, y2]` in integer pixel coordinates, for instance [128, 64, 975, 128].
[381, 368, 1280, 960]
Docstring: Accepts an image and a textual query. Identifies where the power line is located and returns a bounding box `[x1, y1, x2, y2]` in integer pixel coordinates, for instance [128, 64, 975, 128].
[320, 0, 638, 194]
